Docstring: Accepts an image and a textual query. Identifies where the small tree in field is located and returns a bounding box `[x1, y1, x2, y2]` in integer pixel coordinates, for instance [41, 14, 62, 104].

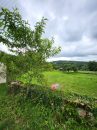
[0, 8, 61, 85]
[72, 65, 78, 72]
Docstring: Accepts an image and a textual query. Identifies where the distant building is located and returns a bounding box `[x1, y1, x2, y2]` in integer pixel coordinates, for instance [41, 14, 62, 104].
[59, 67, 63, 71]
[0, 63, 6, 83]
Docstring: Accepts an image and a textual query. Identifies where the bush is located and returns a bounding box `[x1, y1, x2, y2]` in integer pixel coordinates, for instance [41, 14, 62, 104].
[1, 82, 96, 129]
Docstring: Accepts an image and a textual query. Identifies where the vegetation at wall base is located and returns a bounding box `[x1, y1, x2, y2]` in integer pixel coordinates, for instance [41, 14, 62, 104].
[0, 83, 97, 130]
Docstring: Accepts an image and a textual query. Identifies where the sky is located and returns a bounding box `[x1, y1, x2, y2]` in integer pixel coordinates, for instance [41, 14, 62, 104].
[0, 0, 97, 61]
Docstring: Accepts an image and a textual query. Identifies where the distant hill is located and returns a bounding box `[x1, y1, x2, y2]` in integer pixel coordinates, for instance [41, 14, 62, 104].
[51, 60, 87, 63]
[50, 60, 88, 71]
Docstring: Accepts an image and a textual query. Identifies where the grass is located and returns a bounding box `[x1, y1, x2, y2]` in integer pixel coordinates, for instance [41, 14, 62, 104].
[0, 83, 97, 130]
[44, 71, 97, 98]
[0, 71, 97, 130]
[0, 83, 7, 97]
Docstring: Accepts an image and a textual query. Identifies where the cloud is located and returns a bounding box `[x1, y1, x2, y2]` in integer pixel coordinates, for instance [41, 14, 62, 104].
[0, 0, 97, 61]
[0, 44, 10, 53]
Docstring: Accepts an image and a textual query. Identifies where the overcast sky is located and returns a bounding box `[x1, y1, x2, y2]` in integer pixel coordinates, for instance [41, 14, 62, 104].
[0, 0, 97, 61]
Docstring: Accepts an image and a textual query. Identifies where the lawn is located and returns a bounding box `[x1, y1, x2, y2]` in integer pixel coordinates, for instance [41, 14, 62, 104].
[44, 71, 97, 98]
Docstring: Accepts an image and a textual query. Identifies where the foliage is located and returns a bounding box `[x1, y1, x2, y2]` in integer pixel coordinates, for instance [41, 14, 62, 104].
[0, 51, 21, 83]
[61, 64, 78, 72]
[88, 61, 97, 71]
[0, 83, 97, 130]
[0, 8, 60, 84]
[51, 60, 89, 71]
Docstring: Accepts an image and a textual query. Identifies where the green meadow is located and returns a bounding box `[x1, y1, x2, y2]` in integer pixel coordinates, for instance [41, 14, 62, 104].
[20, 70, 97, 97]
[44, 71, 97, 98]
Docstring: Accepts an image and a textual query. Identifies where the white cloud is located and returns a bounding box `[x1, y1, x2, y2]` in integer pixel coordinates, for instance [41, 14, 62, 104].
[63, 16, 69, 21]
[0, 44, 9, 53]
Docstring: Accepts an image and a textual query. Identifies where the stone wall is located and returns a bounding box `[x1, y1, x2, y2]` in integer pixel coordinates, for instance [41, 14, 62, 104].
[0, 63, 6, 83]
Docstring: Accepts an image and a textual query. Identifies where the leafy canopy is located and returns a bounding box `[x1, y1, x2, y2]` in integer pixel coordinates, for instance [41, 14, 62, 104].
[0, 8, 61, 84]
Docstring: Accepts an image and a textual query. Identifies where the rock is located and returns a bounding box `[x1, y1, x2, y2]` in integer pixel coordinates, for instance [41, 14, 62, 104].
[8, 81, 22, 94]
[77, 108, 87, 118]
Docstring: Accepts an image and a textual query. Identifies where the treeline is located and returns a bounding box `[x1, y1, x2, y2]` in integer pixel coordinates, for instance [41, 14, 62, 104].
[51, 60, 97, 72]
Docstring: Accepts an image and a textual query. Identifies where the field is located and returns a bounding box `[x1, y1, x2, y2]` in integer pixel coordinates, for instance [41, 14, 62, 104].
[44, 71, 97, 98]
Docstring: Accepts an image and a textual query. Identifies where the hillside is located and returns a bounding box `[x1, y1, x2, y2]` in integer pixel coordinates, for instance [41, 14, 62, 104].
[51, 60, 88, 71]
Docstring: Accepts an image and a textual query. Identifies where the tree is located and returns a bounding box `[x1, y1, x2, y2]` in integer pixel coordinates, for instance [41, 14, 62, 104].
[72, 65, 78, 72]
[0, 8, 61, 85]
[62, 63, 78, 72]
[0, 51, 25, 84]
[88, 61, 97, 71]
